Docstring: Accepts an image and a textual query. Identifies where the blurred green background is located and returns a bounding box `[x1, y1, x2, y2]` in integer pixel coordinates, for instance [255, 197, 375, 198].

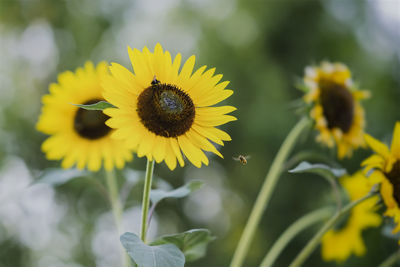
[0, 0, 399, 266]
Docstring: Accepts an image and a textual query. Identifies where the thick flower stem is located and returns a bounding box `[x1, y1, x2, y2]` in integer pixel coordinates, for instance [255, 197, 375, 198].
[105, 170, 129, 267]
[140, 159, 155, 243]
[260, 207, 333, 267]
[289, 190, 378, 267]
[229, 117, 310, 267]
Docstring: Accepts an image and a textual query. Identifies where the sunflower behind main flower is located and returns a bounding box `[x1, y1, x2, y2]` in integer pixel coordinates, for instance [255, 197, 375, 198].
[102, 44, 236, 170]
[321, 172, 381, 262]
[363, 122, 400, 234]
[37, 62, 133, 171]
[303, 62, 370, 158]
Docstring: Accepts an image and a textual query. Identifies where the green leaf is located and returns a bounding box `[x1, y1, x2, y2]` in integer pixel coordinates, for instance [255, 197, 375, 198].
[72, 101, 115, 110]
[35, 168, 90, 186]
[289, 161, 346, 178]
[150, 181, 204, 204]
[120, 232, 185, 267]
[151, 229, 215, 262]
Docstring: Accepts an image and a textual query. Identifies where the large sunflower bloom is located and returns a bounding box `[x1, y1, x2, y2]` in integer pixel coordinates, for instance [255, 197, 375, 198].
[37, 62, 133, 172]
[321, 172, 381, 262]
[362, 122, 400, 234]
[102, 44, 236, 170]
[303, 62, 369, 158]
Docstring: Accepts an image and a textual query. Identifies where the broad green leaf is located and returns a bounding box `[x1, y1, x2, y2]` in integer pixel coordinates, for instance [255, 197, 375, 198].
[35, 168, 90, 186]
[150, 181, 204, 204]
[151, 229, 215, 262]
[120, 232, 185, 267]
[72, 101, 115, 110]
[289, 161, 346, 178]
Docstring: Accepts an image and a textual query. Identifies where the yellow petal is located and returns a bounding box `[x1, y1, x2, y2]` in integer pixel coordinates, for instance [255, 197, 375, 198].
[186, 129, 223, 158]
[178, 135, 208, 167]
[364, 134, 389, 158]
[170, 138, 185, 167]
[390, 122, 400, 157]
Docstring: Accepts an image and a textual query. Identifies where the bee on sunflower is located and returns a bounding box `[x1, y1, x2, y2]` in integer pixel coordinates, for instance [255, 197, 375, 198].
[302, 61, 370, 158]
[363, 122, 400, 235]
[102, 43, 236, 170]
[36, 62, 133, 172]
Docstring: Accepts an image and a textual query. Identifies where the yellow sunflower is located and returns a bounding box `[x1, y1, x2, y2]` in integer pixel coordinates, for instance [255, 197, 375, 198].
[362, 122, 400, 234]
[303, 61, 370, 158]
[37, 62, 133, 172]
[321, 172, 381, 262]
[102, 44, 236, 170]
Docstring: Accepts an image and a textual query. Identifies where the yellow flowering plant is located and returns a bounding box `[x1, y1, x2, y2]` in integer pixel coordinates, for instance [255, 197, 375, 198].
[35, 45, 400, 267]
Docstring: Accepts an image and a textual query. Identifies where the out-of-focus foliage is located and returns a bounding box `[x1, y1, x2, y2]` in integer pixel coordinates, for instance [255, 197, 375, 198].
[0, 0, 399, 266]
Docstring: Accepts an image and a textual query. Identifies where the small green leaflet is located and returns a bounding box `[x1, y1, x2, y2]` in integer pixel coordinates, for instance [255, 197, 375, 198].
[150, 180, 204, 204]
[151, 229, 215, 262]
[34, 168, 90, 186]
[120, 232, 185, 267]
[72, 101, 115, 110]
[289, 161, 346, 178]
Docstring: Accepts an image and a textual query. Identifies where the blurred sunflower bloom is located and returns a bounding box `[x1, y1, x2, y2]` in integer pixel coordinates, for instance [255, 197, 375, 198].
[36, 62, 133, 172]
[303, 62, 369, 158]
[362, 122, 400, 234]
[321, 172, 381, 262]
[102, 43, 236, 170]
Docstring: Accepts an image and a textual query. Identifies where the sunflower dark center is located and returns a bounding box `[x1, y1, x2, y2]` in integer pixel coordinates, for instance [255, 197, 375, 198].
[319, 79, 354, 133]
[385, 160, 400, 205]
[74, 99, 111, 140]
[137, 82, 195, 137]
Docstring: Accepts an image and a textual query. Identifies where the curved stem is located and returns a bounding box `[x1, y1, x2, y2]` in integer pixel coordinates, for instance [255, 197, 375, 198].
[379, 250, 400, 267]
[289, 190, 378, 267]
[229, 117, 311, 267]
[105, 170, 129, 267]
[140, 159, 155, 243]
[260, 207, 333, 267]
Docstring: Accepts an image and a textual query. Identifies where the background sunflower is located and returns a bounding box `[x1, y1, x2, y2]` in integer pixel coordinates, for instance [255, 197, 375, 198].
[37, 62, 133, 171]
[1, 0, 399, 266]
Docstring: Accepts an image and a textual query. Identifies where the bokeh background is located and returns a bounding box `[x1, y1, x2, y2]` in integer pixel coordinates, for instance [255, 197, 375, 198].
[1, 0, 399, 266]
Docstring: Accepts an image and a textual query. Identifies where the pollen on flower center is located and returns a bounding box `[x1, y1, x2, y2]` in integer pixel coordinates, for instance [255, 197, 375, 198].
[137, 82, 195, 137]
[385, 160, 400, 205]
[74, 99, 111, 140]
[319, 79, 354, 133]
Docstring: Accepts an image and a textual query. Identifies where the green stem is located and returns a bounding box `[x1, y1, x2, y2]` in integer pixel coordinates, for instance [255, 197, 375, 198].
[229, 117, 310, 267]
[289, 190, 377, 267]
[105, 170, 130, 267]
[105, 170, 123, 233]
[260, 207, 333, 267]
[379, 250, 400, 267]
[140, 159, 155, 243]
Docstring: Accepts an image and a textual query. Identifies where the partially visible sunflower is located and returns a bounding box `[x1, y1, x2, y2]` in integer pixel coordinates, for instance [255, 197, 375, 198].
[362, 122, 400, 234]
[37, 62, 133, 172]
[102, 43, 236, 170]
[303, 62, 370, 158]
[321, 172, 381, 262]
